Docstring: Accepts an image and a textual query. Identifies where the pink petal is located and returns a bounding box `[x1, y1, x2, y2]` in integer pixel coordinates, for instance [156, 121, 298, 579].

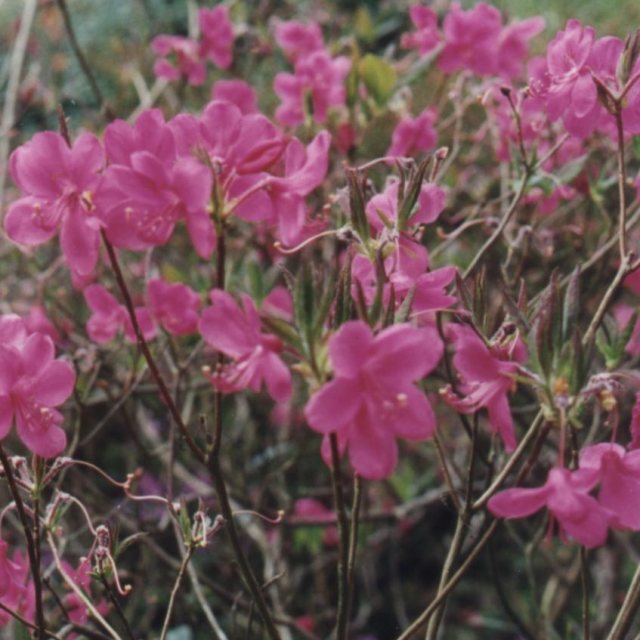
[15, 406, 66, 458]
[4, 197, 60, 246]
[0, 396, 13, 439]
[381, 385, 436, 441]
[305, 378, 361, 434]
[347, 410, 399, 480]
[263, 352, 293, 402]
[487, 485, 550, 518]
[368, 324, 438, 386]
[487, 391, 517, 452]
[21, 333, 54, 377]
[31, 361, 75, 407]
[328, 321, 374, 378]
[571, 72, 597, 118]
[60, 206, 99, 275]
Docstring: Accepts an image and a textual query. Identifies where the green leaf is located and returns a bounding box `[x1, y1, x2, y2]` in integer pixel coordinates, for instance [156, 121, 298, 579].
[358, 54, 397, 106]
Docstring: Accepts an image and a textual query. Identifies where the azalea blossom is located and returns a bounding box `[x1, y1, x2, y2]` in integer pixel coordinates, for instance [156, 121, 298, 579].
[579, 443, 640, 530]
[274, 49, 351, 126]
[0, 540, 34, 626]
[198, 5, 234, 69]
[441, 324, 527, 452]
[273, 20, 325, 62]
[199, 290, 292, 402]
[305, 321, 439, 480]
[97, 110, 215, 259]
[151, 35, 205, 85]
[84, 284, 156, 345]
[488, 467, 610, 548]
[0, 314, 75, 458]
[146, 278, 200, 336]
[401, 5, 440, 55]
[387, 108, 438, 159]
[4, 131, 104, 276]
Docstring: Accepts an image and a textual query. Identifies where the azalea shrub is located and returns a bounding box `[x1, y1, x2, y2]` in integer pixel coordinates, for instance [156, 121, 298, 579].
[3, 0, 640, 638]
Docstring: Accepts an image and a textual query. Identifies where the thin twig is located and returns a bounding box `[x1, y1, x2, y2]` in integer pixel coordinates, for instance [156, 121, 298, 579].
[330, 434, 350, 640]
[345, 474, 362, 631]
[0, 446, 46, 636]
[101, 232, 206, 464]
[0, 0, 37, 211]
[47, 531, 123, 640]
[54, 0, 112, 118]
[159, 543, 195, 640]
[463, 169, 531, 280]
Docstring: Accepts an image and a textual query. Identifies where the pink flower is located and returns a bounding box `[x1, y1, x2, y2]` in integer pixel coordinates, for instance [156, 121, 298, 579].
[4, 131, 104, 275]
[304, 321, 439, 480]
[274, 49, 351, 126]
[171, 100, 285, 178]
[98, 110, 216, 258]
[387, 108, 438, 159]
[438, 3, 503, 76]
[365, 179, 445, 231]
[84, 284, 156, 345]
[211, 79, 258, 114]
[488, 467, 609, 548]
[199, 290, 292, 402]
[263, 130, 331, 245]
[401, 5, 440, 55]
[351, 237, 456, 319]
[0, 541, 33, 626]
[198, 6, 234, 69]
[0, 314, 75, 458]
[442, 325, 527, 452]
[274, 20, 325, 62]
[147, 278, 200, 336]
[23, 305, 61, 344]
[496, 17, 545, 79]
[151, 35, 205, 85]
[578, 443, 640, 530]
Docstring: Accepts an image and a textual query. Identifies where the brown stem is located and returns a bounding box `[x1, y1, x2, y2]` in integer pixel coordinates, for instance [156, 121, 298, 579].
[159, 544, 195, 640]
[462, 168, 531, 280]
[345, 474, 363, 630]
[330, 433, 350, 640]
[54, 0, 113, 119]
[101, 232, 206, 465]
[0, 447, 45, 637]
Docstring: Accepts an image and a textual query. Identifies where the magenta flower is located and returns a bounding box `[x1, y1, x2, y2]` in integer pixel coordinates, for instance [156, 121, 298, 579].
[198, 5, 234, 70]
[401, 5, 440, 56]
[496, 17, 545, 79]
[579, 443, 640, 530]
[211, 79, 258, 114]
[5, 131, 104, 276]
[273, 20, 325, 62]
[488, 467, 609, 548]
[0, 315, 75, 458]
[0, 540, 33, 626]
[387, 108, 438, 159]
[147, 278, 200, 336]
[305, 321, 439, 480]
[442, 325, 527, 452]
[84, 284, 156, 345]
[151, 35, 205, 86]
[365, 179, 445, 231]
[199, 290, 292, 402]
[351, 237, 456, 318]
[274, 49, 351, 126]
[98, 109, 215, 258]
[438, 2, 502, 76]
[544, 20, 599, 135]
[263, 130, 331, 245]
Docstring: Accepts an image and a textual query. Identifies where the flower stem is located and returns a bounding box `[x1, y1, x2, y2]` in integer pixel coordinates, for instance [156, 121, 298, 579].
[330, 433, 350, 640]
[0, 447, 46, 638]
